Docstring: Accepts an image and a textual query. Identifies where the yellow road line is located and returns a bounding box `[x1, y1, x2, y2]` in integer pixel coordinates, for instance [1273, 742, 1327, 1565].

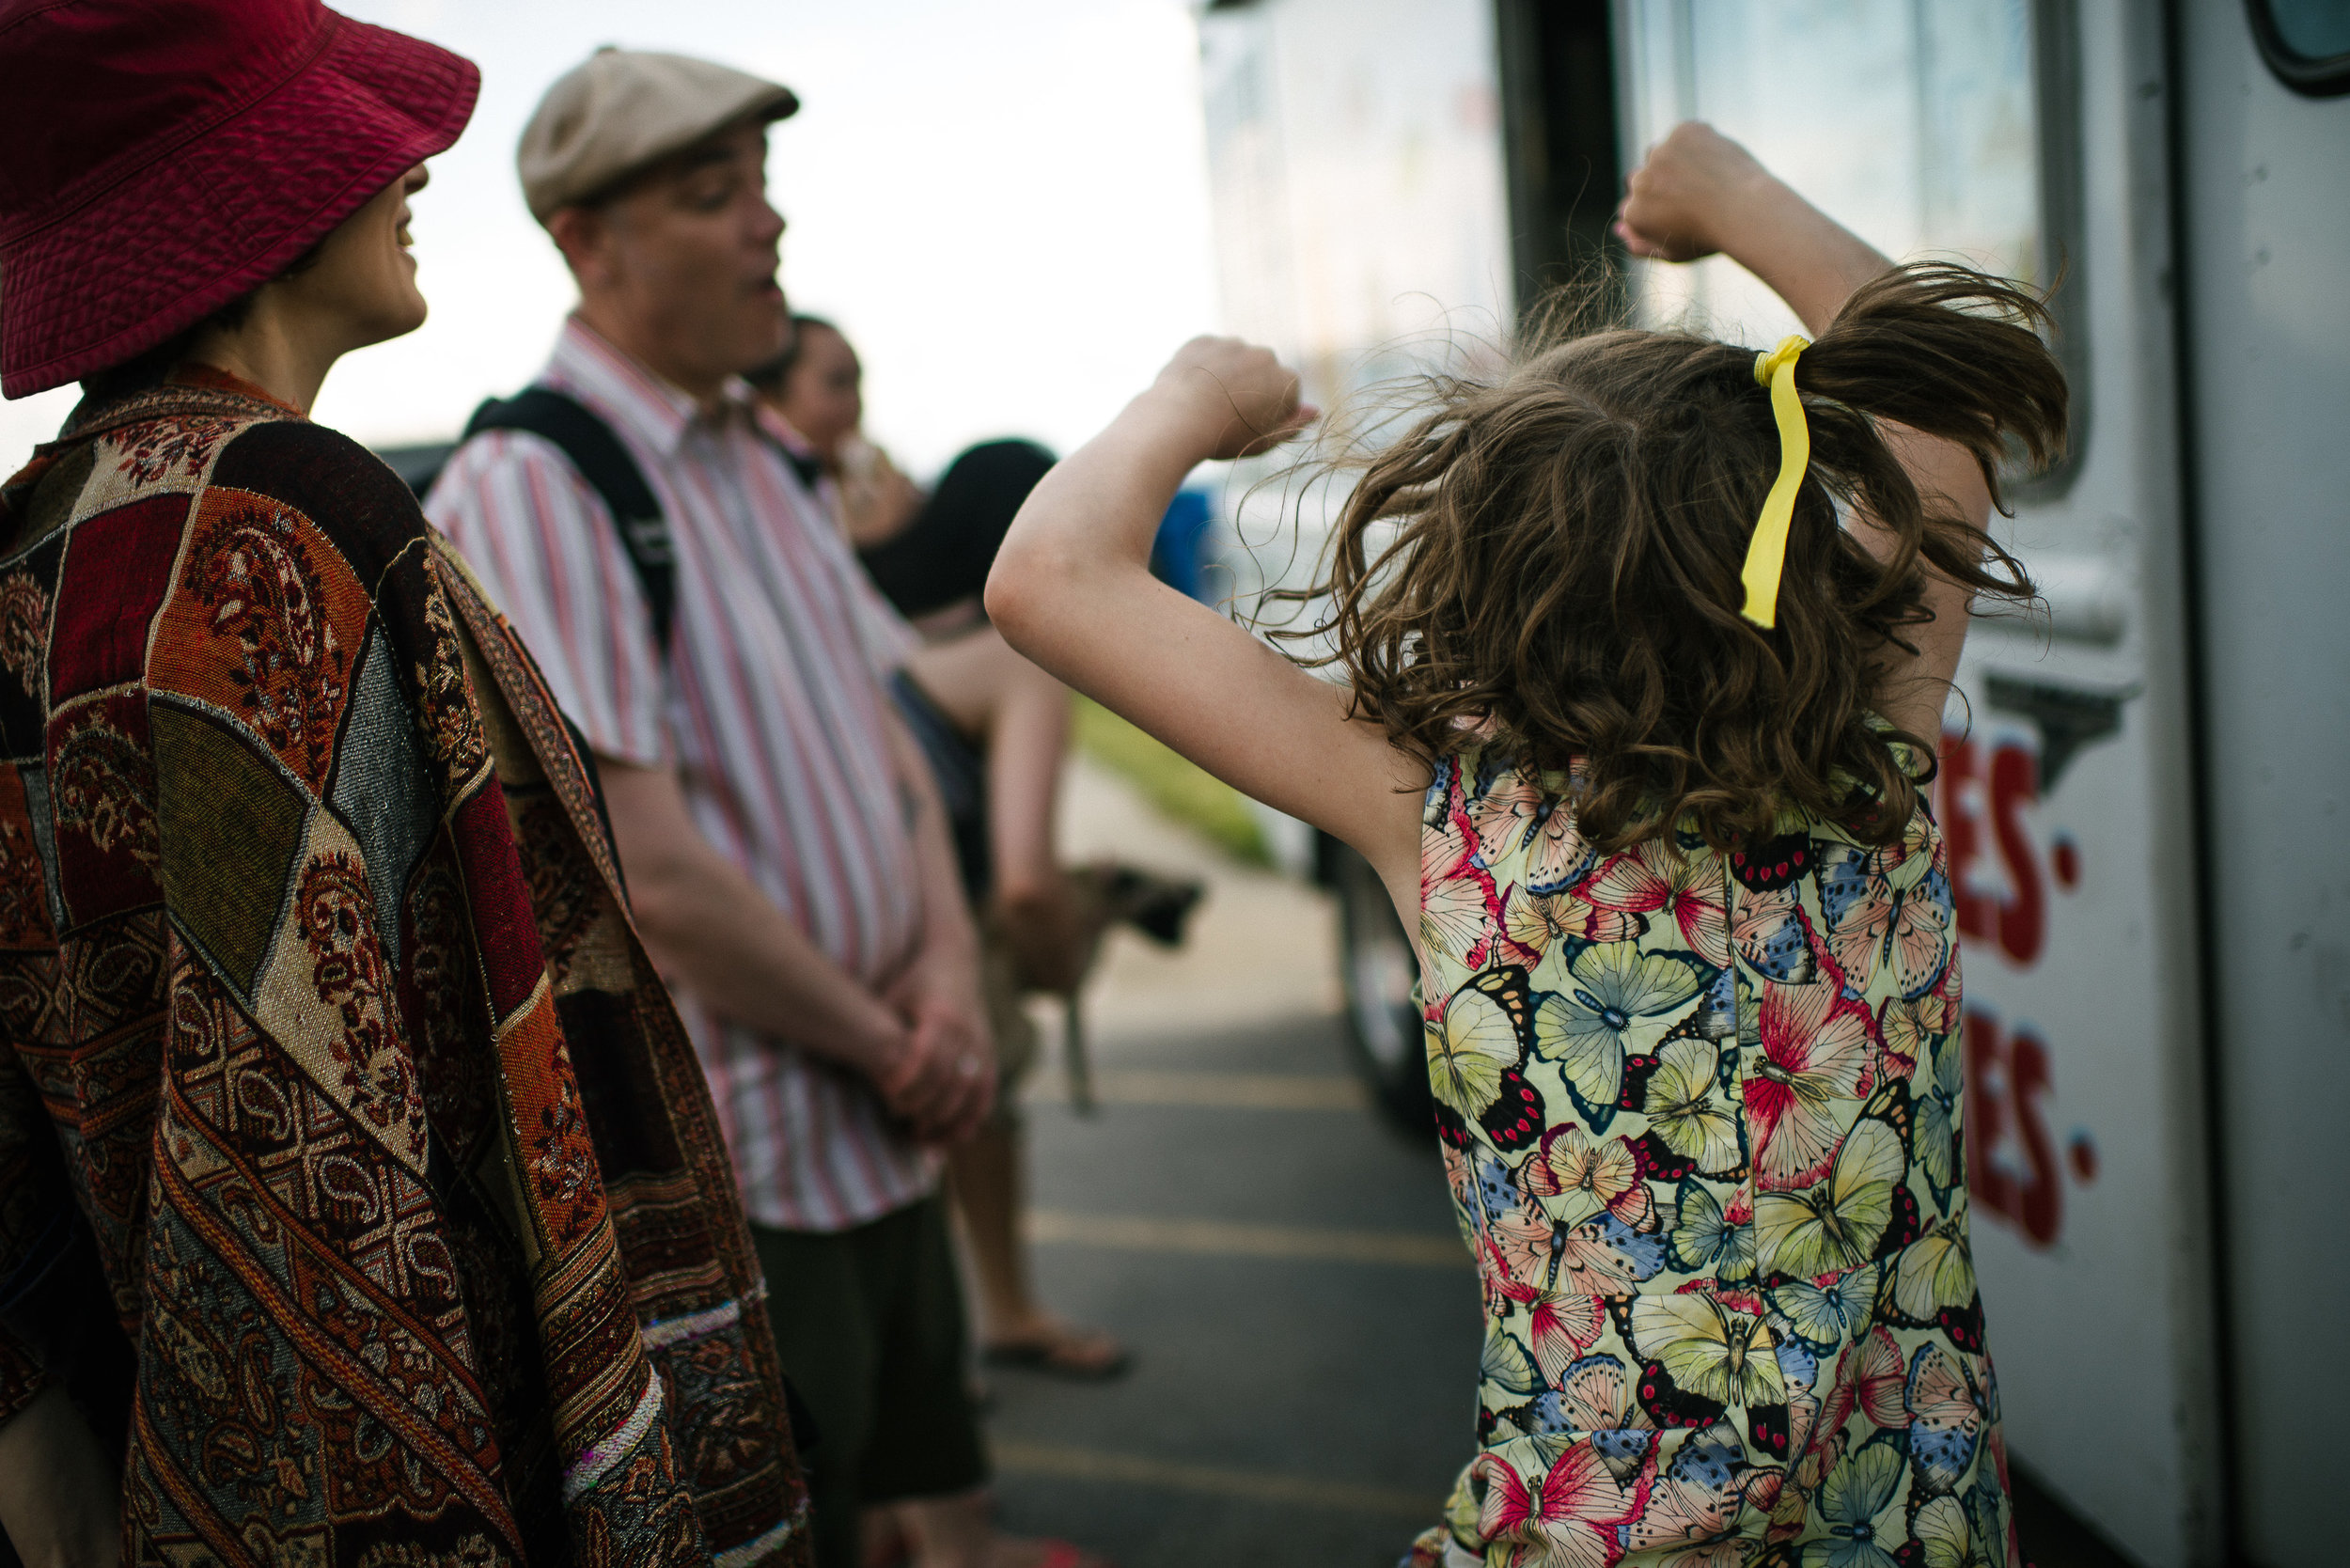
[1030, 1069, 1371, 1112]
[991, 1437, 1442, 1522]
[1024, 1209, 1469, 1270]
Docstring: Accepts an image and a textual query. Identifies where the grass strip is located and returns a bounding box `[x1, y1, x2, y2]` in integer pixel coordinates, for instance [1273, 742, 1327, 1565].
[1071, 697, 1268, 866]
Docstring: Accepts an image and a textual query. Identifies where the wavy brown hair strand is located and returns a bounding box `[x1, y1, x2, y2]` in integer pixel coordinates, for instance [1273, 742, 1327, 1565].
[1275, 261, 2069, 854]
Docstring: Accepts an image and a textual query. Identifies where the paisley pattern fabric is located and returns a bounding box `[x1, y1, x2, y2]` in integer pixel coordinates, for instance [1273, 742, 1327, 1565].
[0, 370, 810, 1566]
[1406, 749, 2015, 1568]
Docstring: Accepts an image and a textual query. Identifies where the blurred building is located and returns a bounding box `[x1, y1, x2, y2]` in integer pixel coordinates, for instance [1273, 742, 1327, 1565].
[1195, 4, 2348, 1566]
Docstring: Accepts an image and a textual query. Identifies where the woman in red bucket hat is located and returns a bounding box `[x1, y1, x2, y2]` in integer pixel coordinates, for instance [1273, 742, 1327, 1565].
[0, 5, 813, 1565]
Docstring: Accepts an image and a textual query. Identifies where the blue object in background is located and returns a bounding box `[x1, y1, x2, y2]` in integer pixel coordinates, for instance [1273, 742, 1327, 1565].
[1151, 489, 1215, 604]
[2264, 0, 2350, 58]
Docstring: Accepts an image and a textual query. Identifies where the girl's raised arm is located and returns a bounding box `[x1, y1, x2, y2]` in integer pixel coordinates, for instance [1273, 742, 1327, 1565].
[1618, 123, 1997, 744]
[985, 338, 1428, 900]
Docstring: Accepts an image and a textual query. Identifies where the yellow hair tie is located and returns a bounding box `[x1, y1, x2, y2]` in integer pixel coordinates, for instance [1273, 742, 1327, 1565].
[1740, 334, 1811, 629]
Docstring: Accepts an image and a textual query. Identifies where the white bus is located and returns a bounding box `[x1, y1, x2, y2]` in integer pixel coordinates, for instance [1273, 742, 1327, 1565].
[1195, 4, 2347, 1566]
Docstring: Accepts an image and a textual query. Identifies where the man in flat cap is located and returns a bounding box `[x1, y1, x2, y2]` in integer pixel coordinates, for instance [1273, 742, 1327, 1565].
[429, 49, 1102, 1568]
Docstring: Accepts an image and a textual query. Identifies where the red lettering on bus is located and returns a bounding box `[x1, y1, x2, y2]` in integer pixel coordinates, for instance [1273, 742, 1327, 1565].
[1988, 745, 2044, 965]
[1940, 735, 1992, 939]
[2005, 1029, 2061, 1244]
[1963, 1010, 2013, 1216]
[1962, 1009, 2064, 1247]
[1938, 732, 2047, 967]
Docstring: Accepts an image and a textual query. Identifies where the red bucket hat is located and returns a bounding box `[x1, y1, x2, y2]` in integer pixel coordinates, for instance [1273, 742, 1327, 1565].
[0, 0, 479, 399]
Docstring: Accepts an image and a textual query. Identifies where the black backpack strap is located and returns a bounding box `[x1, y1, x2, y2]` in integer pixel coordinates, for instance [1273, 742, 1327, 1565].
[464, 389, 676, 650]
[775, 442, 825, 494]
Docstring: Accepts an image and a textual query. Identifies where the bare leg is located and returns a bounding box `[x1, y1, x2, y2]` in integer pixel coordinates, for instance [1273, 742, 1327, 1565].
[902, 625, 1079, 968]
[0, 1381, 120, 1568]
[859, 1504, 907, 1568]
[907, 627, 1126, 1377]
[948, 1120, 1033, 1339]
[945, 1119, 1126, 1376]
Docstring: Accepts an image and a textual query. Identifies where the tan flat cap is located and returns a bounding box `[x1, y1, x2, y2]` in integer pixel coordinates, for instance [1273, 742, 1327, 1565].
[519, 47, 797, 223]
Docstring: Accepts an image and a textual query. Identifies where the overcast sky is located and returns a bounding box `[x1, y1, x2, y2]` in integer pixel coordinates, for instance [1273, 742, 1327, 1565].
[1, 0, 1218, 479]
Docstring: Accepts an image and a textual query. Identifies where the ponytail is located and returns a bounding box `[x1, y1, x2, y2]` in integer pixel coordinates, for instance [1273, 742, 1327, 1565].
[1800, 262, 2069, 507]
[1285, 259, 2071, 855]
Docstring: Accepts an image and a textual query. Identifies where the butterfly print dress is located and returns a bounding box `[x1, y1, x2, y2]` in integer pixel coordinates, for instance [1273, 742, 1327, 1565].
[1405, 749, 2015, 1568]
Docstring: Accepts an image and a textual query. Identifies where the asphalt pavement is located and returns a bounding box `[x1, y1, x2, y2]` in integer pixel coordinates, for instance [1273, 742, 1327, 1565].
[973, 760, 1476, 1566]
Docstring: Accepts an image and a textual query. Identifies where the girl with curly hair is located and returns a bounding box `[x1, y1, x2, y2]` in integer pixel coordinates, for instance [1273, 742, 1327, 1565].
[985, 122, 2066, 1567]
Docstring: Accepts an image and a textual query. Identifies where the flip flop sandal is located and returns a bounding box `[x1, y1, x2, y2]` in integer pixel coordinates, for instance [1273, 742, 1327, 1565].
[1026, 1542, 1112, 1568]
[979, 1329, 1133, 1382]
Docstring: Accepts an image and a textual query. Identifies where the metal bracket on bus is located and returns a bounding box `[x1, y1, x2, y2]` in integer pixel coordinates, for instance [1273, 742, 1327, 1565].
[1982, 673, 2139, 791]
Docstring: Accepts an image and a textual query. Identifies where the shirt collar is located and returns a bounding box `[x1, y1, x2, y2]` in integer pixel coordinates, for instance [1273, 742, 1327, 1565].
[754, 402, 819, 458]
[543, 316, 763, 460]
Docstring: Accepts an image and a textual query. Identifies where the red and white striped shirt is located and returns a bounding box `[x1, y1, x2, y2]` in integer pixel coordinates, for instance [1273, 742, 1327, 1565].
[429, 318, 936, 1232]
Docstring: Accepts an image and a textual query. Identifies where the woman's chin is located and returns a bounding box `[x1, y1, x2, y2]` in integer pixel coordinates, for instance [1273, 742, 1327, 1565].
[361, 289, 431, 348]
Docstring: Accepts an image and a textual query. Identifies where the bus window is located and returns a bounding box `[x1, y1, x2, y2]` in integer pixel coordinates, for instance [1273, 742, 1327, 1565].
[1617, 3, 2038, 329]
[2248, 0, 2350, 95]
[1614, 0, 2083, 481]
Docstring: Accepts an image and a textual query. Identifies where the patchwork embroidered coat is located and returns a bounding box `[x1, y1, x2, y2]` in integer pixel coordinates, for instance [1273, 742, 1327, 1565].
[0, 370, 810, 1566]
